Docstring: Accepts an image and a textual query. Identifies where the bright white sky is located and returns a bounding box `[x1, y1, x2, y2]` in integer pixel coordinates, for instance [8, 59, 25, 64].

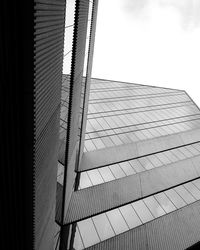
[92, 0, 200, 106]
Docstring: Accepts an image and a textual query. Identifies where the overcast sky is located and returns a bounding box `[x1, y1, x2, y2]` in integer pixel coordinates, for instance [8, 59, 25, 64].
[92, 0, 200, 106]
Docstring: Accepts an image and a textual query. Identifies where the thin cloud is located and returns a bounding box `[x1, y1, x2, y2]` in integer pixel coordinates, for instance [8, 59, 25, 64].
[122, 0, 200, 30]
[159, 0, 200, 30]
[122, 0, 149, 18]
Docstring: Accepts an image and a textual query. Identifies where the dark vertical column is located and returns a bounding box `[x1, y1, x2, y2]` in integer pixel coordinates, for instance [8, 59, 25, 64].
[1, 0, 66, 249]
[1, 0, 35, 249]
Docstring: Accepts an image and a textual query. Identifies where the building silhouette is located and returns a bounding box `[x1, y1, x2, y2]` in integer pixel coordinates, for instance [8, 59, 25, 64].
[2, 0, 200, 249]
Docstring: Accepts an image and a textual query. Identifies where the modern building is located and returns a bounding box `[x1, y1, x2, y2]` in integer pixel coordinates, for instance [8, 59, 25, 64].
[2, 0, 200, 249]
[62, 76, 200, 249]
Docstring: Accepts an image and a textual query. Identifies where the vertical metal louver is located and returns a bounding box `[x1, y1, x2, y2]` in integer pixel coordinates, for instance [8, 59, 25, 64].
[56, 1, 99, 248]
[78, 0, 99, 164]
[65, 0, 90, 161]
[60, 0, 90, 223]
[34, 0, 66, 249]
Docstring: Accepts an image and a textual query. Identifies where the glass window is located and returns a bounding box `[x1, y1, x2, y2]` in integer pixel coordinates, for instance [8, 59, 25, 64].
[129, 160, 145, 173]
[78, 218, 100, 248]
[98, 167, 115, 182]
[143, 196, 166, 218]
[164, 151, 179, 163]
[184, 182, 200, 200]
[79, 172, 93, 189]
[109, 164, 126, 179]
[109, 135, 123, 146]
[92, 138, 105, 149]
[119, 204, 142, 229]
[87, 169, 104, 185]
[154, 193, 176, 213]
[187, 145, 200, 156]
[156, 153, 171, 165]
[84, 140, 96, 151]
[192, 179, 200, 190]
[92, 213, 115, 241]
[119, 162, 136, 176]
[139, 158, 154, 170]
[172, 149, 186, 160]
[106, 208, 129, 235]
[174, 186, 196, 204]
[179, 147, 193, 158]
[131, 200, 154, 223]
[73, 227, 84, 250]
[147, 155, 163, 168]
[164, 189, 186, 209]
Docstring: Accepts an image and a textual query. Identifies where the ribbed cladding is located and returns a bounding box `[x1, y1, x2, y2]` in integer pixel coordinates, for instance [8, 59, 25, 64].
[60, 0, 90, 224]
[146, 200, 200, 249]
[85, 201, 200, 250]
[34, 0, 65, 249]
[34, 108, 60, 249]
[34, 0, 65, 140]
[86, 224, 147, 250]
[65, 156, 199, 224]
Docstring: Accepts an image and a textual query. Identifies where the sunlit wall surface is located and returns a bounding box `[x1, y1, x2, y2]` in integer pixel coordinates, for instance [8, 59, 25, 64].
[66, 77, 200, 249]
[91, 0, 200, 106]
